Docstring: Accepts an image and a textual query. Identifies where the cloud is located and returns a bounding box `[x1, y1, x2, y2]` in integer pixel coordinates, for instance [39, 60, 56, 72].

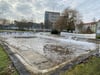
[0, 0, 100, 22]
[0, 1, 12, 13]
[16, 3, 32, 15]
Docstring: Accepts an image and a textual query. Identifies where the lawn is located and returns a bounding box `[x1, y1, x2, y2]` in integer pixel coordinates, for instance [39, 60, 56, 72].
[61, 56, 100, 75]
[0, 29, 33, 32]
[0, 45, 18, 75]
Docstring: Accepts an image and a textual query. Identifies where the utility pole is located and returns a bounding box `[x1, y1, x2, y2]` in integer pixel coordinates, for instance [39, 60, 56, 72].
[96, 21, 100, 56]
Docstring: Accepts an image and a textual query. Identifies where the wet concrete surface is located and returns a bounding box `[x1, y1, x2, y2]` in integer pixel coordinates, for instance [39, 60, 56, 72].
[0, 32, 99, 75]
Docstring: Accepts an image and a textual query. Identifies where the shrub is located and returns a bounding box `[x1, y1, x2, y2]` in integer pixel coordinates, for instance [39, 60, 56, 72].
[51, 29, 60, 35]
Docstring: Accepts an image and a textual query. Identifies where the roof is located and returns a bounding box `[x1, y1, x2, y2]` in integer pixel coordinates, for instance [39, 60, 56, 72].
[83, 22, 97, 25]
[45, 11, 60, 14]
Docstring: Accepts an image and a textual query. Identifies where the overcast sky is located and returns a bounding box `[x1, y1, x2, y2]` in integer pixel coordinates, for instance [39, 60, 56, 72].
[0, 0, 100, 23]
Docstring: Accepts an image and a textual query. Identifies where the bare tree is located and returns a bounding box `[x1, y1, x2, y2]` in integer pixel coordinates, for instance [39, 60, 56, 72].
[86, 26, 93, 34]
[55, 8, 82, 33]
[54, 16, 65, 31]
[77, 21, 84, 33]
[15, 19, 33, 30]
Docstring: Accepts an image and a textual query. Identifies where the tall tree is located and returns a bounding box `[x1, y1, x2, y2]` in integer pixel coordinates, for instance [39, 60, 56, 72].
[77, 21, 84, 33]
[55, 8, 82, 33]
[14, 20, 33, 30]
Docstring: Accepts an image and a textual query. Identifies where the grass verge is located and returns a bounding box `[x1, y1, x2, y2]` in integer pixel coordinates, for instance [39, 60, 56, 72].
[61, 56, 100, 75]
[0, 45, 18, 75]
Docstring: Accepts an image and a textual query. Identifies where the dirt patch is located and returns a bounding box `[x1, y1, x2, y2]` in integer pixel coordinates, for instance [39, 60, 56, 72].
[44, 44, 73, 54]
[44, 44, 73, 63]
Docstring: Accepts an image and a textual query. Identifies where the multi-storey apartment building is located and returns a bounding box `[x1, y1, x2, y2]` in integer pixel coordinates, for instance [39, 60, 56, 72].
[44, 11, 60, 29]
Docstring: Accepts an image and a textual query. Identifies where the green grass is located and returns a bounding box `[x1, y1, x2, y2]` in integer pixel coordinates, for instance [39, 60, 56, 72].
[96, 36, 100, 39]
[61, 56, 100, 75]
[0, 45, 18, 75]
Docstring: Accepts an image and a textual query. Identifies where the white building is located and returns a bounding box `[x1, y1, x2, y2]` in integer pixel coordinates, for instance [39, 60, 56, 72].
[75, 21, 97, 33]
[82, 22, 97, 33]
[0, 19, 11, 25]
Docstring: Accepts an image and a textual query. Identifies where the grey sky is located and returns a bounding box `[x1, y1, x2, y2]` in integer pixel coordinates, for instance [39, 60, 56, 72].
[0, 0, 100, 23]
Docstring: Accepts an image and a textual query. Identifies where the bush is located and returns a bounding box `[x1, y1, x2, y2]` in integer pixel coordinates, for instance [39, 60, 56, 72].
[96, 35, 100, 39]
[86, 27, 93, 34]
[51, 29, 60, 35]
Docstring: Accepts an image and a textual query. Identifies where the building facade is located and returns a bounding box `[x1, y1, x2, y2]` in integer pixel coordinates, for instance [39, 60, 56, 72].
[44, 11, 60, 29]
[0, 19, 11, 25]
[82, 22, 97, 33]
[75, 21, 97, 33]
